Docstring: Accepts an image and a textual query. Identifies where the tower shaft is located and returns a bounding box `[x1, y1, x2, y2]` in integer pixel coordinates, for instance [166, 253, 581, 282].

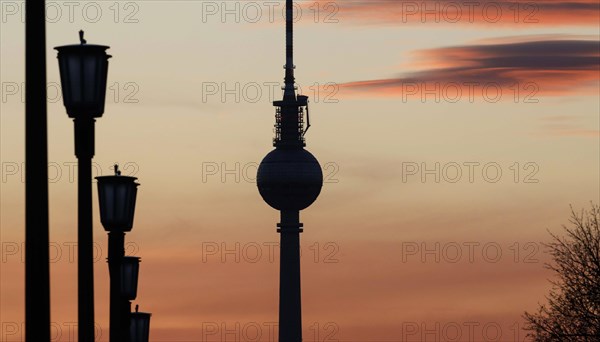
[278, 210, 303, 342]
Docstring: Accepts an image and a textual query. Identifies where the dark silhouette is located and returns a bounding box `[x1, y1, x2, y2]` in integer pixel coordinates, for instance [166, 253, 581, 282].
[25, 0, 51, 340]
[256, 0, 323, 340]
[55, 31, 111, 341]
[524, 203, 600, 341]
[130, 305, 152, 342]
[97, 165, 141, 342]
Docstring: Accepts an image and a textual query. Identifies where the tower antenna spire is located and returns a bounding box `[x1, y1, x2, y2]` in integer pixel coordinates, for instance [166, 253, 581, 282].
[284, 0, 295, 99]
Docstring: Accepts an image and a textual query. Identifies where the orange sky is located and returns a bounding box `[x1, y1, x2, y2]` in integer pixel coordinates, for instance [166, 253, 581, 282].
[1, 1, 599, 341]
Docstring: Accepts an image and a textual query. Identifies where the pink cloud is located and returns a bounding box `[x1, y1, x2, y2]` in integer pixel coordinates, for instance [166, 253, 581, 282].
[308, 0, 600, 26]
[339, 36, 600, 101]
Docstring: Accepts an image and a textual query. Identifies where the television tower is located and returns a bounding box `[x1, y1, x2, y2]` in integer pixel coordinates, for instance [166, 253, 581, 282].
[256, 0, 323, 340]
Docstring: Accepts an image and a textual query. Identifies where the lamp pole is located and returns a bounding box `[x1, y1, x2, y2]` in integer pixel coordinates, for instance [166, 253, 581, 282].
[107, 229, 129, 341]
[55, 32, 111, 341]
[76, 107, 96, 342]
[96, 165, 140, 342]
[25, 0, 51, 340]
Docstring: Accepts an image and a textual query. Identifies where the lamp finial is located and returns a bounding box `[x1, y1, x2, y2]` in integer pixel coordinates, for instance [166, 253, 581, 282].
[79, 30, 86, 44]
[114, 164, 121, 176]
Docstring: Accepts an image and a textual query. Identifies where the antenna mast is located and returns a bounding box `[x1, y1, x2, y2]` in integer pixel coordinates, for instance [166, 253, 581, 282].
[284, 0, 295, 99]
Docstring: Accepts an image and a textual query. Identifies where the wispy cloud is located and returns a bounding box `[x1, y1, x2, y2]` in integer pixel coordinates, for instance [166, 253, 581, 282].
[339, 36, 600, 100]
[537, 115, 600, 137]
[311, 0, 599, 26]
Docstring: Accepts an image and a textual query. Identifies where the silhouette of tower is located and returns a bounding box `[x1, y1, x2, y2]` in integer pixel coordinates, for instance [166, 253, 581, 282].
[257, 1, 323, 340]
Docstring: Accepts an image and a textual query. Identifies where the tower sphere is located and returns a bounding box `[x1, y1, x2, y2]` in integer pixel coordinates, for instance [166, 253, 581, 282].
[257, 148, 323, 211]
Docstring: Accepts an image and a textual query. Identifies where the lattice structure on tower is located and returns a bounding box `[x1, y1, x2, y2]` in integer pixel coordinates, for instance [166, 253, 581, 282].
[273, 104, 306, 146]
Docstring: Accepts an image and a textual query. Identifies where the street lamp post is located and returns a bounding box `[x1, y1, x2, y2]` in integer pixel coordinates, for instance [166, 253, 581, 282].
[55, 30, 111, 342]
[96, 165, 140, 342]
[25, 1, 51, 340]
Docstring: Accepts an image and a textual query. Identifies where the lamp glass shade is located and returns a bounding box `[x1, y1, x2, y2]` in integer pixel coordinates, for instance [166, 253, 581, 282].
[96, 175, 139, 232]
[55, 43, 111, 118]
[121, 256, 140, 300]
[130, 312, 151, 342]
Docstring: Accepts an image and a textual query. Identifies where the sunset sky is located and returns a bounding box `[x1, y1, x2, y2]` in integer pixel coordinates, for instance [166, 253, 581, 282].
[1, 0, 599, 341]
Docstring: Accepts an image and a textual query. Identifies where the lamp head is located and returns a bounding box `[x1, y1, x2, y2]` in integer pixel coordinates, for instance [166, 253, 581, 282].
[96, 164, 139, 232]
[55, 30, 111, 118]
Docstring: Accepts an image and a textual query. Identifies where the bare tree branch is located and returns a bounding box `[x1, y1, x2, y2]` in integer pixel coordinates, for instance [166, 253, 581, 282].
[523, 203, 600, 342]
